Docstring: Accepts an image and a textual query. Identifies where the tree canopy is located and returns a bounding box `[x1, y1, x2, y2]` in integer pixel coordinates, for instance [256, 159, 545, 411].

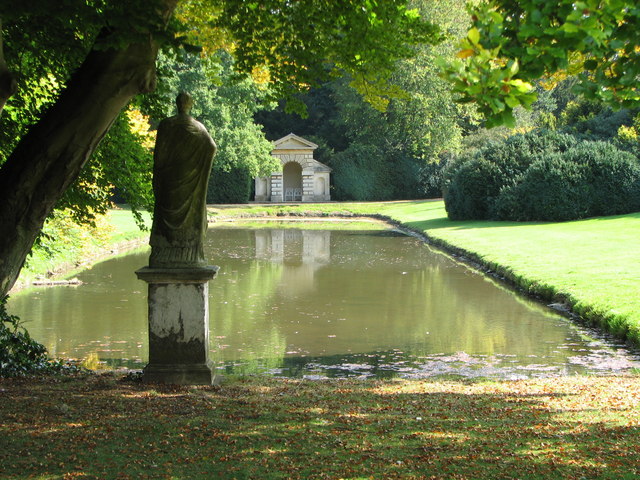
[256, 0, 471, 201]
[443, 0, 640, 127]
[0, 0, 443, 296]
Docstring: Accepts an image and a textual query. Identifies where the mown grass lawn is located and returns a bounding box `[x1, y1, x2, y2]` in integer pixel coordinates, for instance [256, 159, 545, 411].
[210, 200, 640, 346]
[1, 373, 639, 480]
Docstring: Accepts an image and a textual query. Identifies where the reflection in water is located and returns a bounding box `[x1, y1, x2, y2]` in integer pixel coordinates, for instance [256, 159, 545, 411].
[8, 227, 640, 379]
[9, 248, 150, 368]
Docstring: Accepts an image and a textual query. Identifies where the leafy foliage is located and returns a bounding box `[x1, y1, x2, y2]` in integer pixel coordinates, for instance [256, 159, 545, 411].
[443, 130, 578, 219]
[23, 208, 114, 276]
[60, 108, 155, 228]
[206, 165, 252, 204]
[443, 0, 640, 126]
[257, 0, 470, 201]
[0, 0, 440, 278]
[330, 143, 394, 201]
[145, 50, 279, 188]
[0, 2, 156, 228]
[419, 154, 450, 198]
[212, 0, 442, 113]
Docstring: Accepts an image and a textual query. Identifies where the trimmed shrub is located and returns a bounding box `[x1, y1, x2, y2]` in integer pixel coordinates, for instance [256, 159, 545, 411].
[569, 142, 640, 216]
[443, 130, 578, 219]
[444, 157, 504, 219]
[206, 165, 252, 204]
[493, 155, 590, 221]
[493, 141, 640, 221]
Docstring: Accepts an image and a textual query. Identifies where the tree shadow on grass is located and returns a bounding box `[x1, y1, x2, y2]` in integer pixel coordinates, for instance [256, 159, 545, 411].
[1, 374, 639, 479]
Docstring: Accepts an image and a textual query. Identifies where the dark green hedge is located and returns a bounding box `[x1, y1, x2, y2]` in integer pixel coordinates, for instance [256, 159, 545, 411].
[443, 130, 578, 220]
[444, 130, 640, 222]
[206, 166, 252, 204]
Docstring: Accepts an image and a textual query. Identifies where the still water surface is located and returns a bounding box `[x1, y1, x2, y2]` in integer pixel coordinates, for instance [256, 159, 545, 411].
[9, 225, 640, 379]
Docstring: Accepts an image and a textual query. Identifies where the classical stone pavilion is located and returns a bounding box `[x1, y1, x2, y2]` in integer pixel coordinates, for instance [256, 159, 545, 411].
[254, 133, 331, 202]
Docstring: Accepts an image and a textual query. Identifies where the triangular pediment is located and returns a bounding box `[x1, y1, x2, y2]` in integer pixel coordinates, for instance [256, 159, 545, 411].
[273, 133, 318, 151]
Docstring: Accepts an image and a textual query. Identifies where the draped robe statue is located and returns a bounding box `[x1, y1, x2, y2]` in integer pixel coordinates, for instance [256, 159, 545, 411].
[149, 92, 216, 268]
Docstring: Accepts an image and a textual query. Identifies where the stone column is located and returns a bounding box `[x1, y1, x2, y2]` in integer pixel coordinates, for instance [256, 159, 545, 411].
[302, 171, 314, 202]
[270, 173, 283, 202]
[136, 266, 219, 385]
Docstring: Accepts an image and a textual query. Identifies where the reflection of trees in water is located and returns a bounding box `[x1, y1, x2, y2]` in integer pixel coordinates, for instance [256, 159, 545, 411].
[6, 227, 591, 372]
[207, 229, 286, 366]
[7, 250, 150, 365]
[210, 260, 286, 367]
[314, 233, 569, 358]
[209, 229, 335, 367]
[207, 228, 577, 371]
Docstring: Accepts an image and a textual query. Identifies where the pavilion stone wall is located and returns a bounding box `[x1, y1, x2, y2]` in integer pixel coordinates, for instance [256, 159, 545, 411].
[254, 134, 331, 203]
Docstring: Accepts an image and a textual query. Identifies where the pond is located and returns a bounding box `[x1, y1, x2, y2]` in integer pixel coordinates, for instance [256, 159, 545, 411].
[8, 223, 640, 379]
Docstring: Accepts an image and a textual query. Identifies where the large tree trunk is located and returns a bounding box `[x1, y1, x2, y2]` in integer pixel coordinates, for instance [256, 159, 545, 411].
[0, 2, 177, 297]
[0, 19, 17, 118]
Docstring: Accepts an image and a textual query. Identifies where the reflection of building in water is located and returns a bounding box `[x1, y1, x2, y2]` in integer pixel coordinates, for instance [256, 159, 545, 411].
[255, 229, 330, 295]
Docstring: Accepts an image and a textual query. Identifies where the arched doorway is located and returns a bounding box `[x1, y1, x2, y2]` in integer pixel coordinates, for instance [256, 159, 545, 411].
[283, 162, 302, 201]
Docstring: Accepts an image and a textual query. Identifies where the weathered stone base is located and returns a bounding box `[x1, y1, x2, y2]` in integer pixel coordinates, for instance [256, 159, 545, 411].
[136, 266, 219, 385]
[142, 361, 220, 385]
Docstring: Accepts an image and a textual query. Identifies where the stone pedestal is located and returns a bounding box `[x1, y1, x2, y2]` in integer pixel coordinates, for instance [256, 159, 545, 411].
[135, 266, 219, 385]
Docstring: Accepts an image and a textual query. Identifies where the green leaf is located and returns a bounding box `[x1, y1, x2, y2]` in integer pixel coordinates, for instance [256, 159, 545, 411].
[561, 22, 580, 34]
[500, 109, 516, 128]
[583, 59, 598, 70]
[468, 27, 480, 46]
[504, 95, 520, 108]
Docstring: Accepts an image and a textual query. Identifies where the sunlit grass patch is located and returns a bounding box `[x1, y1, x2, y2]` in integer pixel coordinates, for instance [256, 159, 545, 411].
[211, 218, 388, 231]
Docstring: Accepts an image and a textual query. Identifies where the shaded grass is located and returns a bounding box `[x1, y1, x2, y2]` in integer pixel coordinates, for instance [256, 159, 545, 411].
[1, 373, 639, 479]
[210, 200, 640, 346]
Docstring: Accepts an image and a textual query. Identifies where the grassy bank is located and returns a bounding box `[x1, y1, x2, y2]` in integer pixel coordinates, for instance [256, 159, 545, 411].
[2, 373, 639, 479]
[209, 200, 640, 346]
[16, 207, 149, 289]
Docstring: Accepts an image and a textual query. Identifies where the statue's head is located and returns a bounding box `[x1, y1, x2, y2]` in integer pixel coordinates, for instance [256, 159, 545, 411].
[176, 92, 194, 115]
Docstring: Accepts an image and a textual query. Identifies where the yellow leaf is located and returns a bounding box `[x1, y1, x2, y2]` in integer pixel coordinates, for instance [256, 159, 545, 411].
[457, 49, 475, 59]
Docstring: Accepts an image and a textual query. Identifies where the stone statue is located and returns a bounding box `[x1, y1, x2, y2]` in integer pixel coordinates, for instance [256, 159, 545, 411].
[149, 92, 216, 268]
